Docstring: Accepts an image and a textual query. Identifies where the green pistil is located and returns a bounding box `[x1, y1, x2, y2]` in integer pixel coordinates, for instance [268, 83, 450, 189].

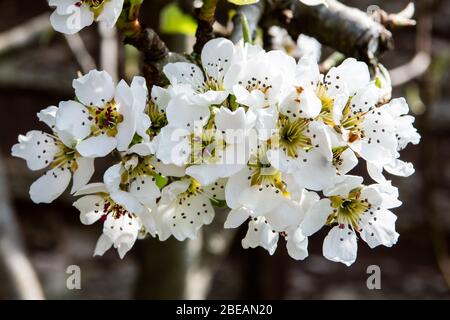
[277, 116, 311, 158]
[147, 102, 167, 138]
[248, 151, 289, 196]
[329, 188, 370, 230]
[80, 0, 109, 19]
[332, 145, 348, 167]
[89, 101, 123, 137]
[50, 139, 78, 172]
[190, 128, 225, 164]
[121, 156, 156, 186]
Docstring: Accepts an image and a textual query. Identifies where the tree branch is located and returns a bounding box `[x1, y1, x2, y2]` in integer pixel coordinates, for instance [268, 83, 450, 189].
[117, 0, 170, 88]
[269, 0, 394, 64]
[193, 0, 219, 54]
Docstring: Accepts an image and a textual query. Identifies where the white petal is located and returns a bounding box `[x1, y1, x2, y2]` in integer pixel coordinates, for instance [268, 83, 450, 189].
[323, 224, 357, 266]
[242, 217, 279, 255]
[71, 157, 95, 193]
[127, 142, 155, 156]
[323, 175, 364, 197]
[201, 37, 235, 85]
[73, 182, 108, 196]
[296, 34, 321, 61]
[295, 55, 321, 88]
[166, 94, 210, 132]
[73, 195, 105, 225]
[37, 106, 58, 128]
[50, 7, 94, 35]
[265, 197, 303, 232]
[224, 207, 251, 229]
[149, 157, 186, 178]
[225, 167, 252, 209]
[293, 122, 336, 191]
[73, 70, 115, 107]
[254, 106, 277, 140]
[11, 131, 58, 171]
[29, 167, 71, 203]
[103, 163, 123, 193]
[279, 87, 322, 119]
[94, 233, 113, 257]
[76, 134, 117, 158]
[55, 100, 91, 140]
[155, 126, 190, 166]
[239, 185, 284, 216]
[203, 179, 227, 201]
[160, 180, 190, 205]
[110, 190, 143, 214]
[163, 62, 205, 91]
[166, 193, 215, 241]
[151, 85, 171, 111]
[360, 209, 399, 248]
[129, 175, 161, 208]
[286, 227, 309, 260]
[326, 58, 370, 96]
[300, 198, 332, 236]
[96, 0, 124, 27]
[336, 148, 358, 175]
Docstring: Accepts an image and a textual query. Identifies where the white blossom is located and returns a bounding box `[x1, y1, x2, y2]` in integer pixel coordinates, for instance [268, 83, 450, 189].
[49, 0, 124, 34]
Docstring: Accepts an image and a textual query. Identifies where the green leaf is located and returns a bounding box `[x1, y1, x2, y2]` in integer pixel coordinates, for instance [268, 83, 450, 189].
[211, 199, 228, 208]
[228, 0, 260, 5]
[160, 3, 197, 36]
[153, 173, 169, 189]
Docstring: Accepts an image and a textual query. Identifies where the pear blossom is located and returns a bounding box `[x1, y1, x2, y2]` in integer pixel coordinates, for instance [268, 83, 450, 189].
[299, 175, 400, 266]
[163, 38, 235, 106]
[153, 178, 226, 241]
[11, 106, 94, 203]
[224, 43, 296, 109]
[49, 0, 124, 34]
[73, 183, 146, 259]
[267, 118, 338, 191]
[55, 70, 150, 158]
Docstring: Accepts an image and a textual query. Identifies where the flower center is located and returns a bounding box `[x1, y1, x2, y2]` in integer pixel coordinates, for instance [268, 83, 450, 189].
[50, 137, 78, 172]
[248, 150, 289, 196]
[77, 0, 108, 18]
[190, 127, 225, 165]
[332, 145, 348, 167]
[147, 101, 167, 139]
[238, 76, 272, 95]
[339, 99, 368, 143]
[89, 101, 123, 137]
[101, 197, 133, 221]
[328, 189, 370, 229]
[275, 116, 311, 158]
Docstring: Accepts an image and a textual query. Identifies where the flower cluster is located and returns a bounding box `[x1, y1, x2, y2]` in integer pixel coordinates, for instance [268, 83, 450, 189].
[12, 38, 420, 265]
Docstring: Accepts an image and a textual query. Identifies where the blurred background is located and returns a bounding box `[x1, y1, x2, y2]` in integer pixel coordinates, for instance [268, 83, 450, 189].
[0, 0, 449, 299]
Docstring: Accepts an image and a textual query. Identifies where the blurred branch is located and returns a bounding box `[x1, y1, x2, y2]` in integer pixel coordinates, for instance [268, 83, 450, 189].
[193, 0, 219, 54]
[230, 1, 265, 43]
[64, 33, 97, 74]
[389, 52, 431, 87]
[99, 23, 119, 82]
[268, 0, 393, 64]
[0, 156, 45, 299]
[0, 13, 51, 55]
[368, 2, 416, 29]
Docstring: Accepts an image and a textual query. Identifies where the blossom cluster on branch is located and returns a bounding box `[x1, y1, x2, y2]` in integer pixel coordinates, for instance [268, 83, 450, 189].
[12, 1, 420, 266]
